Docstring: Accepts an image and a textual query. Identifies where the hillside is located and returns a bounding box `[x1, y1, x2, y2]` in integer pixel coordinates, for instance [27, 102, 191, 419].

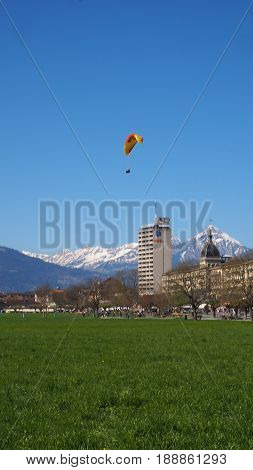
[0, 247, 93, 292]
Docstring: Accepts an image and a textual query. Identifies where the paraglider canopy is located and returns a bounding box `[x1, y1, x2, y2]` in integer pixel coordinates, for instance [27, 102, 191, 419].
[124, 133, 143, 156]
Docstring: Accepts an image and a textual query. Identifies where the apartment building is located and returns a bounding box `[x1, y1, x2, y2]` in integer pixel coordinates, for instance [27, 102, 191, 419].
[138, 217, 172, 295]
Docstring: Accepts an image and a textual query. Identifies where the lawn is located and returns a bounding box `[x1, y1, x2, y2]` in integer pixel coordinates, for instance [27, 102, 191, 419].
[0, 314, 252, 450]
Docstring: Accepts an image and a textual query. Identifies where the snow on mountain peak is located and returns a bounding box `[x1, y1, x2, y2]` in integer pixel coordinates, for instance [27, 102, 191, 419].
[23, 242, 139, 273]
[179, 225, 246, 262]
[23, 227, 248, 274]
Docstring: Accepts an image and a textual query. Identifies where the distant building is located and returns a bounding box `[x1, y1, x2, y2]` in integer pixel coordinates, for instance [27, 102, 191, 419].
[138, 217, 172, 295]
[4, 292, 38, 306]
[162, 228, 253, 297]
[199, 228, 223, 267]
[199, 228, 234, 268]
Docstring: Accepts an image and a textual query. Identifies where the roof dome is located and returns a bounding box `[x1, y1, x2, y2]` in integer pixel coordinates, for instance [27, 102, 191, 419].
[201, 228, 220, 259]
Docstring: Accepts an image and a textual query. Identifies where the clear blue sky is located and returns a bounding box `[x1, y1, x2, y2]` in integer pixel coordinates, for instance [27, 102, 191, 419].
[0, 0, 253, 251]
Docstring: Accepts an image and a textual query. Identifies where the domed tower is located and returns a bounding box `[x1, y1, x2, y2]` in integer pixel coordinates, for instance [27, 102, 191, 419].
[200, 228, 222, 267]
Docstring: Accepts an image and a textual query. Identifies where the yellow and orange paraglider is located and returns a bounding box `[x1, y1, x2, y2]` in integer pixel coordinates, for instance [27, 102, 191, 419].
[124, 133, 143, 173]
[124, 133, 143, 155]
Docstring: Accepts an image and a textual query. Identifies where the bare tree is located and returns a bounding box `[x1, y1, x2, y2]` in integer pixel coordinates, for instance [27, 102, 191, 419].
[0, 294, 6, 312]
[223, 263, 253, 320]
[165, 289, 188, 310]
[152, 293, 168, 314]
[87, 281, 102, 316]
[166, 265, 209, 319]
[36, 285, 51, 316]
[139, 295, 155, 312]
[103, 274, 138, 309]
[207, 293, 221, 318]
[51, 289, 66, 311]
[220, 283, 243, 319]
[64, 284, 88, 312]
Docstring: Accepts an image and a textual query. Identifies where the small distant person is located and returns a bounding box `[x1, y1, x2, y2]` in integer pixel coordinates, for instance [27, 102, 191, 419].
[126, 169, 130, 174]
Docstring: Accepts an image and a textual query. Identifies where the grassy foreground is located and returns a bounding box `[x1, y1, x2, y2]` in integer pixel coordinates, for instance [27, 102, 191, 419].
[0, 314, 252, 450]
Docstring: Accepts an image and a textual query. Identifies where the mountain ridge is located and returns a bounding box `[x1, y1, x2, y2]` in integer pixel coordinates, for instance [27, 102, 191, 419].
[0, 246, 94, 293]
[0, 226, 249, 292]
[23, 225, 249, 273]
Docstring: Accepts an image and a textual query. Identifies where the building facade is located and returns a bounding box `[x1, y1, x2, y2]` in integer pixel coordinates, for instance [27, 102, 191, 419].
[138, 217, 172, 295]
[162, 229, 253, 300]
[162, 258, 253, 297]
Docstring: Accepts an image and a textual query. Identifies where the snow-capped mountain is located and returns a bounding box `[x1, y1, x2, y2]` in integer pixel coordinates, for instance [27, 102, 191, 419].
[24, 226, 249, 274]
[24, 235, 182, 274]
[176, 225, 248, 264]
[24, 243, 139, 273]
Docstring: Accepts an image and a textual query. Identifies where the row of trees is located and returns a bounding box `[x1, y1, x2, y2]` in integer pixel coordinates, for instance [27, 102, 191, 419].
[6, 254, 253, 321]
[36, 269, 139, 315]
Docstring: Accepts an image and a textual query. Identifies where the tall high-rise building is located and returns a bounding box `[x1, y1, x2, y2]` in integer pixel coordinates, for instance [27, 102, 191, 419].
[138, 217, 172, 295]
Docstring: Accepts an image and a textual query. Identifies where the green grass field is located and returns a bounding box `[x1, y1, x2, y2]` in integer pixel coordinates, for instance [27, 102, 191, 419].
[0, 314, 252, 450]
